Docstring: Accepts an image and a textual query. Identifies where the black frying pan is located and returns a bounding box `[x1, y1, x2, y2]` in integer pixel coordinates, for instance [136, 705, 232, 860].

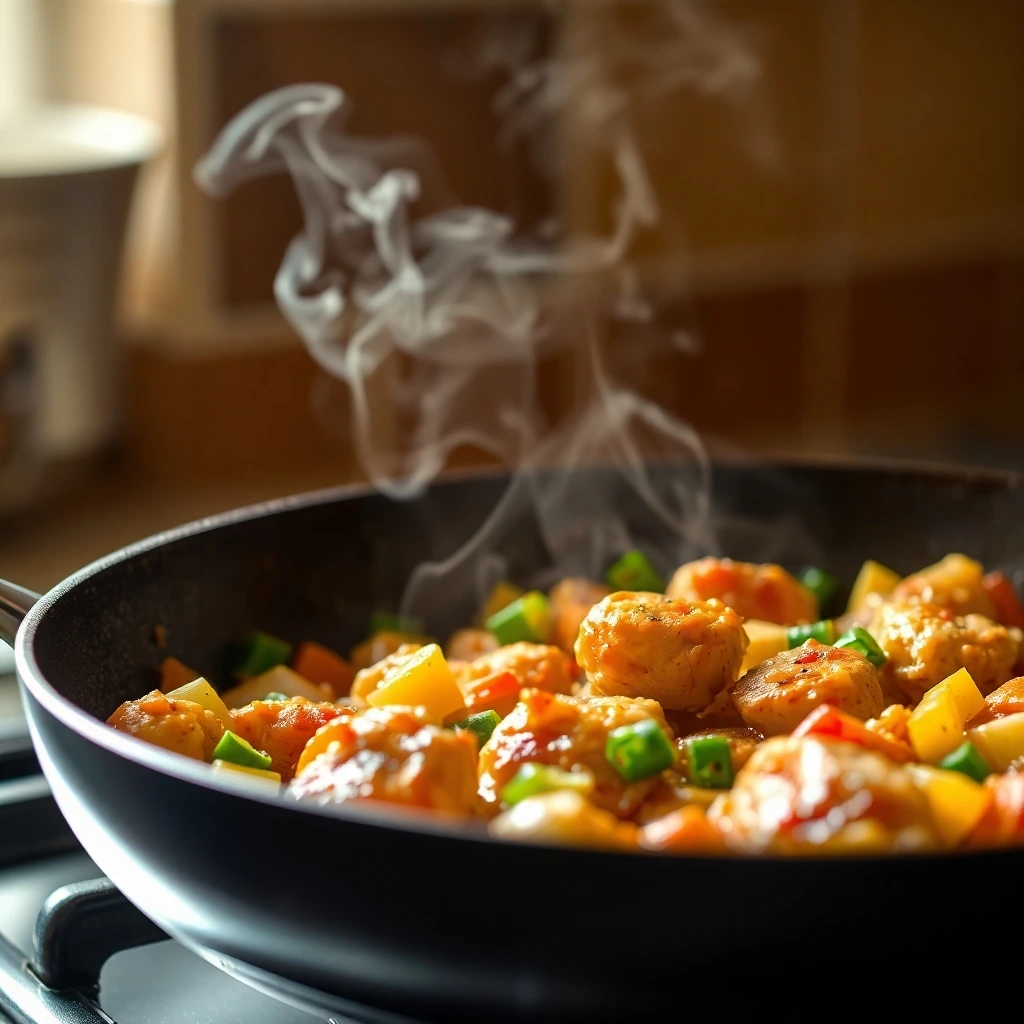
[4, 459, 1024, 1021]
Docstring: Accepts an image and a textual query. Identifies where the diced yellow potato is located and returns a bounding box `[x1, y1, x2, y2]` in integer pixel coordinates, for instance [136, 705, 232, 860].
[476, 581, 525, 626]
[211, 759, 282, 784]
[846, 560, 901, 613]
[220, 666, 325, 709]
[924, 667, 985, 724]
[907, 687, 964, 764]
[968, 713, 1024, 772]
[365, 643, 465, 722]
[739, 620, 789, 674]
[164, 677, 232, 728]
[907, 764, 992, 847]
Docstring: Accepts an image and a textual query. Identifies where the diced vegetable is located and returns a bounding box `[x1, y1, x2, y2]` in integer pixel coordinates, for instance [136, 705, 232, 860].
[605, 549, 665, 593]
[462, 670, 521, 719]
[968, 713, 1024, 772]
[846, 559, 900, 613]
[605, 718, 675, 783]
[263, 691, 288, 702]
[792, 703, 914, 763]
[740, 620, 789, 674]
[221, 665, 326, 709]
[159, 657, 199, 693]
[365, 643, 466, 722]
[907, 687, 964, 764]
[982, 571, 1024, 629]
[486, 591, 551, 645]
[907, 764, 992, 847]
[232, 632, 292, 678]
[212, 730, 272, 770]
[833, 626, 888, 668]
[291, 641, 354, 696]
[478, 581, 525, 625]
[500, 763, 594, 806]
[929, 667, 986, 723]
[211, 760, 282, 785]
[798, 566, 838, 611]
[938, 741, 991, 783]
[684, 735, 734, 789]
[163, 677, 232, 728]
[369, 611, 426, 637]
[786, 620, 835, 648]
[447, 710, 501, 749]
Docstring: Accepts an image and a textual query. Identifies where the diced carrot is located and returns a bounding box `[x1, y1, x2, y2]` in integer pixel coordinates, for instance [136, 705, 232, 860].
[159, 657, 200, 693]
[792, 703, 914, 763]
[463, 670, 521, 719]
[982, 572, 1024, 629]
[967, 677, 1024, 728]
[292, 642, 354, 700]
[639, 805, 729, 855]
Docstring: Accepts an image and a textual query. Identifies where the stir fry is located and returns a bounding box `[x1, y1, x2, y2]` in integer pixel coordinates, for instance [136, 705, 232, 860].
[107, 552, 1024, 855]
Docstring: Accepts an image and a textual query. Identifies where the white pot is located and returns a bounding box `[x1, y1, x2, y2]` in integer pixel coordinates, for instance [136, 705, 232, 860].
[0, 105, 160, 512]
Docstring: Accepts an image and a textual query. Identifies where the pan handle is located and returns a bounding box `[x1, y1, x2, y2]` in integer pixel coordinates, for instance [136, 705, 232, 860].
[0, 578, 40, 648]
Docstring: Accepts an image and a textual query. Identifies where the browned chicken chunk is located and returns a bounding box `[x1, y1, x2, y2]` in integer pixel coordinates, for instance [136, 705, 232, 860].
[666, 557, 817, 626]
[478, 688, 672, 818]
[107, 690, 224, 761]
[870, 600, 1021, 702]
[708, 734, 939, 854]
[460, 642, 575, 696]
[290, 706, 479, 816]
[445, 628, 499, 662]
[575, 592, 747, 712]
[890, 554, 997, 618]
[731, 640, 883, 737]
[229, 697, 348, 781]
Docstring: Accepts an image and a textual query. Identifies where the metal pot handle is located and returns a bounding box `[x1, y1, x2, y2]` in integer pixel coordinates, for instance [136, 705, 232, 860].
[0, 579, 40, 647]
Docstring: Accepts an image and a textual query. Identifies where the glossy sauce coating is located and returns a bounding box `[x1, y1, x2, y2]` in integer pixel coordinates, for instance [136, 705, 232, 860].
[107, 690, 224, 761]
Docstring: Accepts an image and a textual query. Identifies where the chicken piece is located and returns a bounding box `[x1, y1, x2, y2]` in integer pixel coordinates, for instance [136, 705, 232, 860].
[445, 628, 499, 662]
[967, 773, 1024, 848]
[229, 697, 348, 781]
[548, 577, 613, 654]
[639, 805, 729, 855]
[290, 706, 478, 816]
[349, 631, 426, 672]
[575, 592, 747, 713]
[461, 642, 575, 696]
[708, 734, 939, 854]
[107, 689, 225, 761]
[890, 554, 997, 619]
[731, 640, 883, 737]
[870, 601, 1021, 702]
[666, 557, 817, 626]
[349, 643, 423, 705]
[489, 790, 637, 850]
[675, 726, 763, 778]
[966, 676, 1024, 727]
[478, 688, 672, 818]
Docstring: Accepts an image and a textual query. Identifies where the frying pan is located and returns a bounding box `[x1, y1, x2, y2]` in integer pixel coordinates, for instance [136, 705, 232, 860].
[4, 459, 1023, 1021]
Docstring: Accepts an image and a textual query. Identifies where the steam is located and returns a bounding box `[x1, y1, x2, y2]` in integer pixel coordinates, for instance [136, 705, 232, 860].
[195, 1, 797, 624]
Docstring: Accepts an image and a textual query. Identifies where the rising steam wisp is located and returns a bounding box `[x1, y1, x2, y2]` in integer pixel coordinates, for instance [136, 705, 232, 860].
[195, 1, 802, 626]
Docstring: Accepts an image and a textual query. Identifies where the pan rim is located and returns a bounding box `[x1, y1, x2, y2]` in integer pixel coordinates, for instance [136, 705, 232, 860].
[14, 453, 1024, 863]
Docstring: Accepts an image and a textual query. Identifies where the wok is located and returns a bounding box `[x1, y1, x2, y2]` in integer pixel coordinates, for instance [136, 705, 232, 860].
[3, 459, 1023, 1021]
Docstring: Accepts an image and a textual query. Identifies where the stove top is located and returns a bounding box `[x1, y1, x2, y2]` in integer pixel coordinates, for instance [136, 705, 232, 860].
[0, 654, 341, 1024]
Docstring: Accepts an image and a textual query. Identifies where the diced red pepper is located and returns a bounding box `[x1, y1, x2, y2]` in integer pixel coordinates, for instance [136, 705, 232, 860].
[792, 703, 914, 763]
[291, 641, 354, 700]
[969, 773, 1024, 847]
[463, 670, 521, 718]
[983, 572, 1024, 629]
[159, 657, 199, 692]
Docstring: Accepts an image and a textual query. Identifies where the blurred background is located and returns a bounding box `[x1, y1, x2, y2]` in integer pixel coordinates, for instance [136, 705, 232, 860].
[0, 0, 1022, 599]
